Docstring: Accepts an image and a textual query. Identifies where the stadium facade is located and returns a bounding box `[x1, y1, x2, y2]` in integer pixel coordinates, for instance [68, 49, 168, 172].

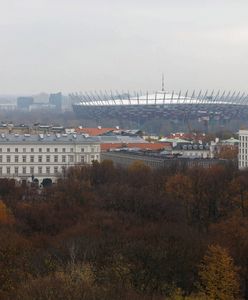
[71, 90, 248, 124]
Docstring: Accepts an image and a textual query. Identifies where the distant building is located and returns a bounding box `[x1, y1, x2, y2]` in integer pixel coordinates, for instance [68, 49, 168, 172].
[0, 133, 100, 182]
[75, 127, 116, 136]
[220, 137, 239, 146]
[49, 92, 62, 112]
[101, 142, 167, 152]
[101, 150, 228, 170]
[0, 104, 16, 111]
[239, 130, 248, 169]
[29, 103, 56, 111]
[17, 97, 34, 110]
[171, 143, 215, 158]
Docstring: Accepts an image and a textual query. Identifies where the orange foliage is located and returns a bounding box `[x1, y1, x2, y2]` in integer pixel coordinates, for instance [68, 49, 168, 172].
[217, 146, 238, 159]
[0, 200, 14, 225]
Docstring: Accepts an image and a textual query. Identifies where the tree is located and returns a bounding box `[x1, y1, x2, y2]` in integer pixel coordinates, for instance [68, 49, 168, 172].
[165, 173, 193, 223]
[199, 244, 240, 300]
[0, 200, 14, 225]
[217, 146, 238, 160]
[41, 178, 53, 188]
[229, 175, 248, 217]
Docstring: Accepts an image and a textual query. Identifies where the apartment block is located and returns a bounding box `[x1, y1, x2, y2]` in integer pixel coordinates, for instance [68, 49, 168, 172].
[239, 130, 248, 169]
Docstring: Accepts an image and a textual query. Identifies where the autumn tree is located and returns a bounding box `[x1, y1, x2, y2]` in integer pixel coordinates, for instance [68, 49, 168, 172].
[165, 173, 193, 223]
[128, 160, 151, 188]
[229, 175, 248, 217]
[199, 244, 240, 300]
[0, 200, 14, 225]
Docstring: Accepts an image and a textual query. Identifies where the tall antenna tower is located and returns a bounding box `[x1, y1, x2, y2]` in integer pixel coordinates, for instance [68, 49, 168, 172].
[162, 73, 165, 91]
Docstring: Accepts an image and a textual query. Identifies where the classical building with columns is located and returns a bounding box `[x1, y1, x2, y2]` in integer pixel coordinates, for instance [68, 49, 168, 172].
[0, 133, 100, 183]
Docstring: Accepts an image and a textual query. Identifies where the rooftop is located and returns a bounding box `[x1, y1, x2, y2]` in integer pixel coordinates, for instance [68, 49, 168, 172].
[101, 142, 168, 151]
[0, 133, 100, 144]
[75, 127, 116, 136]
[172, 143, 210, 151]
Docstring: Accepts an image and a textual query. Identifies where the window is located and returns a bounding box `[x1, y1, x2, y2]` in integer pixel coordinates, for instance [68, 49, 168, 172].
[30, 156, 34, 163]
[62, 148, 66, 153]
[69, 155, 74, 163]
[46, 167, 50, 174]
[22, 167, 26, 174]
[23, 148, 26, 153]
[62, 155, 66, 163]
[91, 147, 95, 153]
[22, 156, 26, 163]
[54, 167, 58, 174]
[70, 148, 74, 152]
[91, 155, 95, 160]
[0, 148, 2, 153]
[38, 167, 42, 174]
[6, 167, 10, 174]
[7, 156, 10, 163]
[54, 155, 58, 163]
[15, 156, 18, 163]
[31, 148, 34, 153]
[46, 155, 50, 163]
[47, 148, 50, 152]
[7, 148, 10, 152]
[14, 167, 18, 175]
[54, 148, 58, 153]
[0, 167, 2, 175]
[39, 148, 42, 153]
[81, 148, 85, 152]
[0, 156, 2, 163]
[15, 148, 18, 153]
[30, 167, 34, 174]
[38, 156, 42, 163]
[80, 156, 85, 163]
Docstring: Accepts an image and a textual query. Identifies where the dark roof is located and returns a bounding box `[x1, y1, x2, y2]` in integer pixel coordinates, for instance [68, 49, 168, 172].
[172, 143, 210, 151]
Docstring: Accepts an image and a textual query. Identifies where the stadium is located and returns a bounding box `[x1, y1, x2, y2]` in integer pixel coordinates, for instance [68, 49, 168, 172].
[71, 90, 248, 127]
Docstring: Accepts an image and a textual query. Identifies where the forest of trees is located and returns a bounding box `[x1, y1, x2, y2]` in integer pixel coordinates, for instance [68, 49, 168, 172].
[0, 160, 248, 299]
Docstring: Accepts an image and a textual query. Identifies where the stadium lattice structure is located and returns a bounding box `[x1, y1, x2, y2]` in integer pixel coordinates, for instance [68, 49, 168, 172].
[71, 90, 248, 123]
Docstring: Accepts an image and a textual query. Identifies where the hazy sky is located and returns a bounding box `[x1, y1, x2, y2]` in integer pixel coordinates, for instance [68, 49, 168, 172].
[0, 0, 248, 95]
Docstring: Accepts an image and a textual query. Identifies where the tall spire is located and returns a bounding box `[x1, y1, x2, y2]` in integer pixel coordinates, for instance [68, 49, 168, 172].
[162, 73, 165, 91]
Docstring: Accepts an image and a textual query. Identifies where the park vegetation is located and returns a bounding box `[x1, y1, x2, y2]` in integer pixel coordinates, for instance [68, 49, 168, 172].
[0, 160, 247, 299]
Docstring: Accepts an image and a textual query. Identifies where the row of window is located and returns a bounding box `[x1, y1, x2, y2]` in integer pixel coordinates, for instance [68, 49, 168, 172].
[0, 154, 99, 163]
[239, 142, 248, 147]
[0, 166, 60, 175]
[0, 155, 74, 163]
[239, 161, 248, 168]
[240, 136, 248, 141]
[239, 148, 248, 154]
[239, 155, 248, 160]
[0, 147, 97, 153]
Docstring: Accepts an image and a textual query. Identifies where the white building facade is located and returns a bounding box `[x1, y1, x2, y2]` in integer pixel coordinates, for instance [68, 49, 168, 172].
[0, 133, 100, 182]
[239, 130, 248, 169]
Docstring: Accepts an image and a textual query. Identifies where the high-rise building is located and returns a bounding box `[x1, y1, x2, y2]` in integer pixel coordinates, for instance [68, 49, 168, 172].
[238, 129, 248, 169]
[49, 92, 62, 111]
[17, 97, 34, 110]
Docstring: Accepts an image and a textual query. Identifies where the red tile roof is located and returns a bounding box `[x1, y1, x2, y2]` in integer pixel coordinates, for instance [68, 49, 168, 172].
[75, 128, 116, 136]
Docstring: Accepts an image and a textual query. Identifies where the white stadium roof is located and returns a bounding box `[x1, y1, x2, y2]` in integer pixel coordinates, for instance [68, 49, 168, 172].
[71, 90, 248, 106]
